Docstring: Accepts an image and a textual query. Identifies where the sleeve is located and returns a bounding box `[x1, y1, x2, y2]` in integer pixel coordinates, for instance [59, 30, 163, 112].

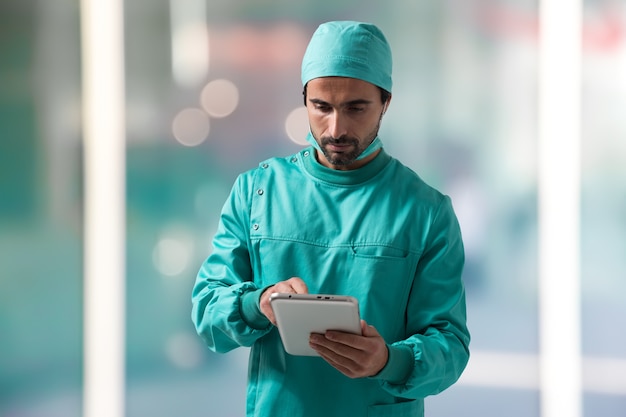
[191, 174, 273, 353]
[374, 195, 471, 398]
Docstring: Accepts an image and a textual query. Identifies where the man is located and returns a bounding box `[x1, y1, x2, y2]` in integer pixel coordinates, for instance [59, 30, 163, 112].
[192, 21, 470, 417]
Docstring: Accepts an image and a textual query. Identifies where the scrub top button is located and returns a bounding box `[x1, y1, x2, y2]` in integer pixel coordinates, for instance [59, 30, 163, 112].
[252, 224, 259, 230]
[257, 189, 264, 195]
[303, 151, 310, 157]
[262, 163, 269, 169]
[291, 156, 298, 163]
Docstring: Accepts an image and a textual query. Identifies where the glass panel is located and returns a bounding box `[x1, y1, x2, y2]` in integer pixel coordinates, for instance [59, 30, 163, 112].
[581, 1, 626, 415]
[0, 1, 83, 416]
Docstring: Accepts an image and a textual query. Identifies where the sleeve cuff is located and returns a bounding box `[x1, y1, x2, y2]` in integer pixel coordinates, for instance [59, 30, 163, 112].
[239, 287, 272, 330]
[371, 344, 414, 384]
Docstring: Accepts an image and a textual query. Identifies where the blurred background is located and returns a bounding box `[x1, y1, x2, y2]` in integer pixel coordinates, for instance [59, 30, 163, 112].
[1, 0, 625, 416]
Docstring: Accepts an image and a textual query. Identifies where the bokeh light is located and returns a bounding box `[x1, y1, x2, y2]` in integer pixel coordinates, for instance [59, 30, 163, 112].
[152, 226, 194, 277]
[284, 106, 309, 146]
[165, 332, 203, 369]
[200, 79, 239, 118]
[172, 107, 210, 146]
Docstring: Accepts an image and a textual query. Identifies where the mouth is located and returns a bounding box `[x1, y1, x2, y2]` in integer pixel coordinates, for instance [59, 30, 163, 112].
[322, 137, 357, 152]
[326, 142, 353, 152]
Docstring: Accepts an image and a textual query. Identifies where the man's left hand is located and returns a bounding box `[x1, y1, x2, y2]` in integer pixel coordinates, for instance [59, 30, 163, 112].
[309, 320, 388, 378]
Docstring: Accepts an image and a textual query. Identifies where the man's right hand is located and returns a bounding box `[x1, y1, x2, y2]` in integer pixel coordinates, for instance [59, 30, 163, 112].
[259, 277, 309, 325]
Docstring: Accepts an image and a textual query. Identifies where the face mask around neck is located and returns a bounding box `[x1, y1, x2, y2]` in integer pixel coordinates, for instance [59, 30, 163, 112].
[305, 131, 383, 163]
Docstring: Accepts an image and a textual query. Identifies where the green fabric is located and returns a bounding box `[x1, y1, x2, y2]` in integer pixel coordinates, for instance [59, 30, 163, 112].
[304, 131, 384, 162]
[192, 147, 470, 417]
[301, 21, 393, 92]
[240, 287, 270, 330]
[375, 344, 414, 384]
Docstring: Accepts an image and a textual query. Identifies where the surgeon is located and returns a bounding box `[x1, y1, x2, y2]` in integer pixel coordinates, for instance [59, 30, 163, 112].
[192, 20, 470, 417]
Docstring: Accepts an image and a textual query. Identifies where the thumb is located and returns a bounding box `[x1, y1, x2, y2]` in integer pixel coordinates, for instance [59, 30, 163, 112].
[360, 320, 381, 337]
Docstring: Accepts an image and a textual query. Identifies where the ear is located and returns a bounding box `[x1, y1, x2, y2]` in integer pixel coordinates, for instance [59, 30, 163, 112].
[382, 96, 392, 114]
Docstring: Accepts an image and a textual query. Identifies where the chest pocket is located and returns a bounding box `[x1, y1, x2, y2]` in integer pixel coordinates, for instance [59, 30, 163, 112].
[368, 399, 423, 417]
[346, 244, 420, 342]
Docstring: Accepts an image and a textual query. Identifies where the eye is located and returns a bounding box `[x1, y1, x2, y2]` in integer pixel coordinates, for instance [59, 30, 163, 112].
[348, 106, 365, 113]
[314, 104, 332, 112]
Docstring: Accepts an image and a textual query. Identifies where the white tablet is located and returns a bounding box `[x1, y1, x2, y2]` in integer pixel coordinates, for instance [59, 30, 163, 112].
[269, 293, 361, 356]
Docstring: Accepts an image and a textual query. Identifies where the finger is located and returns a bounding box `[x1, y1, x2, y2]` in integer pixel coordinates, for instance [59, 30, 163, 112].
[287, 277, 309, 294]
[310, 339, 369, 379]
[360, 320, 381, 338]
[324, 321, 379, 348]
[323, 331, 365, 350]
[316, 349, 359, 378]
[271, 277, 307, 294]
[310, 337, 356, 364]
[311, 333, 364, 359]
[318, 338, 388, 379]
[261, 277, 308, 324]
[259, 287, 277, 324]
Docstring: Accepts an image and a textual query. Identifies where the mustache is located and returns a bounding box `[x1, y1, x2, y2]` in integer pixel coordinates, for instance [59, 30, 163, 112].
[320, 136, 358, 145]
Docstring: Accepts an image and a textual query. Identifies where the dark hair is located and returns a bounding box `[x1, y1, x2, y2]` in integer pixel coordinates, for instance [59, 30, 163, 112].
[302, 84, 391, 106]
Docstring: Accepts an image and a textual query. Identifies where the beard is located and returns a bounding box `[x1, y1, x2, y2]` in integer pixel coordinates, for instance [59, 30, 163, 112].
[319, 136, 363, 166]
[314, 121, 381, 167]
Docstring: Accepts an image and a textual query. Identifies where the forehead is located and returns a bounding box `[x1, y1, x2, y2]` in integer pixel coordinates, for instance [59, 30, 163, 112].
[306, 77, 379, 101]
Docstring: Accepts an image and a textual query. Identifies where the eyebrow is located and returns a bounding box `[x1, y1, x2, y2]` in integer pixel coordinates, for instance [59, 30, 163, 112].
[309, 98, 373, 107]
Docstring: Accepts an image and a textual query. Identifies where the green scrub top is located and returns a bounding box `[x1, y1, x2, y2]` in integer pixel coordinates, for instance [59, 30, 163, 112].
[192, 148, 470, 417]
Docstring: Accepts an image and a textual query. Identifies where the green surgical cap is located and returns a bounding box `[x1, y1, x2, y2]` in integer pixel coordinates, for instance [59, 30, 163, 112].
[301, 21, 392, 92]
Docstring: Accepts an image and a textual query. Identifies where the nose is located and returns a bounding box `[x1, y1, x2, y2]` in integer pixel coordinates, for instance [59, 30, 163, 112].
[328, 111, 348, 138]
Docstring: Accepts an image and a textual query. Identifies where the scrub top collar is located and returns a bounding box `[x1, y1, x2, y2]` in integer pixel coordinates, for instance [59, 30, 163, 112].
[301, 145, 391, 186]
